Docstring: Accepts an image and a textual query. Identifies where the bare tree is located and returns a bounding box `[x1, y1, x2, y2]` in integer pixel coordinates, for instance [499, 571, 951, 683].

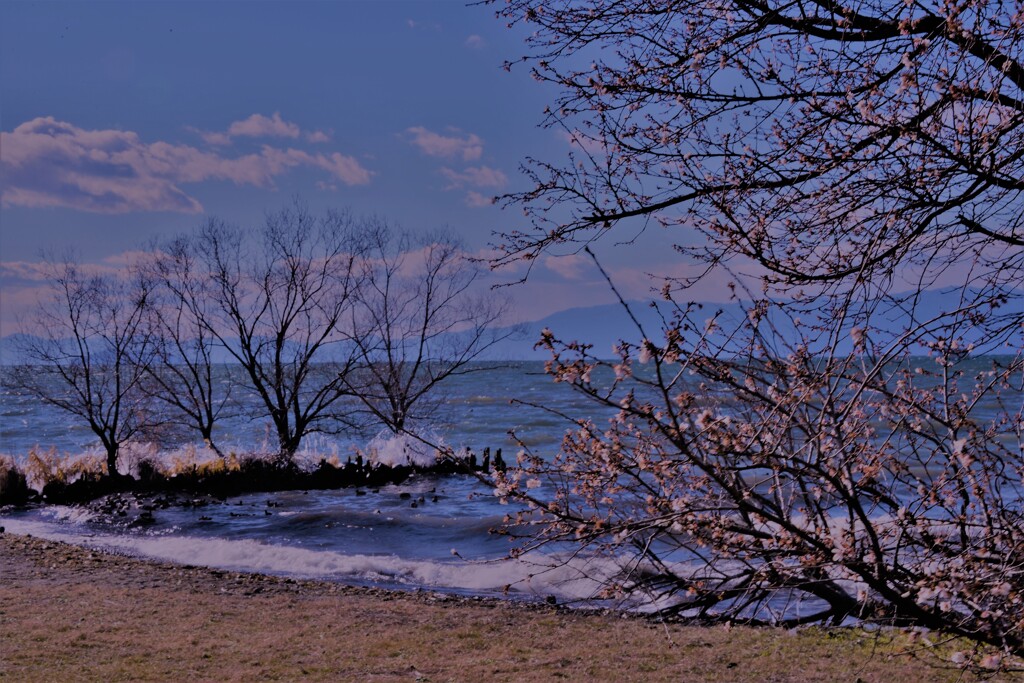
[345, 226, 513, 439]
[140, 237, 235, 457]
[7, 258, 156, 475]
[491, 0, 1024, 660]
[184, 203, 370, 462]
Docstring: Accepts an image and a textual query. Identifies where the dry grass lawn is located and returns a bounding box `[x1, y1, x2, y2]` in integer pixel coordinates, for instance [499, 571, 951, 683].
[0, 533, 1018, 682]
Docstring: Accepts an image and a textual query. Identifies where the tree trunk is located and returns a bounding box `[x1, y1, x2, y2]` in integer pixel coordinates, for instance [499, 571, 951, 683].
[276, 431, 301, 465]
[105, 443, 119, 478]
[201, 427, 225, 459]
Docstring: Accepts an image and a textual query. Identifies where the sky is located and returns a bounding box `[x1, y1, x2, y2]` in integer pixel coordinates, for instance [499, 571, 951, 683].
[0, 0, 722, 336]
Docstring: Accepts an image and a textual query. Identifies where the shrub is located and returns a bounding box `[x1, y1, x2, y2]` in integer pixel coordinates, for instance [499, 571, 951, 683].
[0, 457, 31, 506]
[23, 447, 105, 489]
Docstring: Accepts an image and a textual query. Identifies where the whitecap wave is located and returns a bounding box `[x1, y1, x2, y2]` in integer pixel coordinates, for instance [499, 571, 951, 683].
[40, 505, 99, 524]
[0, 517, 629, 603]
[361, 430, 445, 468]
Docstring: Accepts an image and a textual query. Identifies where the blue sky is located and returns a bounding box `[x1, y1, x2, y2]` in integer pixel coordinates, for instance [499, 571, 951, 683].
[0, 1, 718, 333]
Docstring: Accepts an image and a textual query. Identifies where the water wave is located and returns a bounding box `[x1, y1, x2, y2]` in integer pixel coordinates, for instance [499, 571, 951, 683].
[0, 517, 623, 603]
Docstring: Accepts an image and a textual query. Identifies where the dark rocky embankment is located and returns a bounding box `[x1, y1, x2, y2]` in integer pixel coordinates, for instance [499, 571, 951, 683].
[0, 447, 507, 508]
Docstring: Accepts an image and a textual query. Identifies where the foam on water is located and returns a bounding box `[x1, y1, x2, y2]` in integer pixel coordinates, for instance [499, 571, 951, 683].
[362, 430, 444, 468]
[40, 505, 99, 524]
[0, 516, 626, 603]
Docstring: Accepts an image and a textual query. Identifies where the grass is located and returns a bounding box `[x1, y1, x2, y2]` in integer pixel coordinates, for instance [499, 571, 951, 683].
[2, 534, 1021, 682]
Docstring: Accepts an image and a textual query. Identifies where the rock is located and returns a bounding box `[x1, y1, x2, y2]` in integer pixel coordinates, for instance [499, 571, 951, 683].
[130, 511, 156, 528]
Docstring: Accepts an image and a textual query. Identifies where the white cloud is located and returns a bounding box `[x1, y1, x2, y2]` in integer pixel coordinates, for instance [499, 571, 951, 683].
[407, 19, 442, 31]
[306, 129, 332, 143]
[464, 191, 495, 207]
[0, 253, 150, 335]
[439, 165, 508, 190]
[543, 253, 592, 281]
[0, 260, 65, 283]
[406, 126, 483, 162]
[195, 129, 232, 146]
[192, 112, 331, 147]
[0, 117, 373, 214]
[227, 112, 300, 139]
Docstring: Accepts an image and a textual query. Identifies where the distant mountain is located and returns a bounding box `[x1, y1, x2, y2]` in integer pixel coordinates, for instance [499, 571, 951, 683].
[483, 287, 1020, 360]
[2, 288, 1016, 364]
[484, 299, 723, 361]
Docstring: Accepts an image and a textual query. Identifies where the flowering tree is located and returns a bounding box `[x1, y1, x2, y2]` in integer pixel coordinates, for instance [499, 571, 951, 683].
[493, 0, 1024, 660]
[496, 0, 1024, 295]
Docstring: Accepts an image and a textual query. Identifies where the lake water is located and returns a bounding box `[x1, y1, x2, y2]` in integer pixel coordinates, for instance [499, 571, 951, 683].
[1, 358, 1020, 612]
[0, 362, 634, 606]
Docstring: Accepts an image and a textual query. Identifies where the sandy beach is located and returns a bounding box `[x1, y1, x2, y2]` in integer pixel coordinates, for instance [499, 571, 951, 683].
[0, 531, 1013, 682]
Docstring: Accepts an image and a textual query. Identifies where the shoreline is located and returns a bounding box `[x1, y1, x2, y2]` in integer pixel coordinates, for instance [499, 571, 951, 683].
[0, 532, 1009, 682]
